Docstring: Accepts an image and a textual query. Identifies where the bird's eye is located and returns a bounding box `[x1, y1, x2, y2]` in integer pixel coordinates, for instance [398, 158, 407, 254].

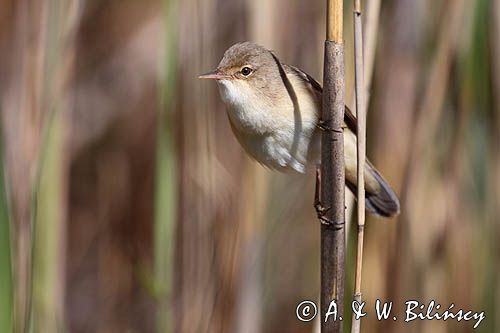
[241, 67, 253, 76]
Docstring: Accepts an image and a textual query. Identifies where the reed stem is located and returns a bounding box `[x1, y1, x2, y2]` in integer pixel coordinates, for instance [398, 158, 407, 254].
[351, 2, 367, 332]
[321, 1, 345, 332]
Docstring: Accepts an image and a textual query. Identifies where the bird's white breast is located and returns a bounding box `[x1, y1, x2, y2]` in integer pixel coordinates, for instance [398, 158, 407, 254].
[217, 77, 319, 173]
[218, 79, 276, 134]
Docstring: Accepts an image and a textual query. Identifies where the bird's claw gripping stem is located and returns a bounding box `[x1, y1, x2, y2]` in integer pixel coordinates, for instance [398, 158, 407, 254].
[317, 119, 344, 134]
[314, 167, 345, 227]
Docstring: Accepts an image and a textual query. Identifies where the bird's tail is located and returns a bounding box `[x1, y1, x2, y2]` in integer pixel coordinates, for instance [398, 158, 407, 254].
[346, 162, 400, 218]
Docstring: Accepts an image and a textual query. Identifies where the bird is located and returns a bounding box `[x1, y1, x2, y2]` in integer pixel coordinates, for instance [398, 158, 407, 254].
[199, 42, 399, 218]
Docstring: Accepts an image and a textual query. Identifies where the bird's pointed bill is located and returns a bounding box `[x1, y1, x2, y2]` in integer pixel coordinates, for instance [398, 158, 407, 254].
[198, 70, 232, 80]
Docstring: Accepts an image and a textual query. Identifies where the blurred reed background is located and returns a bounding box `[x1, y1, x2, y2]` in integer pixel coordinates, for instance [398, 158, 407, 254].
[0, 0, 498, 332]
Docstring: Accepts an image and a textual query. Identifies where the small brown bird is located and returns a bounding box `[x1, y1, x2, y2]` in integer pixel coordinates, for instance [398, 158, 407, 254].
[200, 42, 399, 218]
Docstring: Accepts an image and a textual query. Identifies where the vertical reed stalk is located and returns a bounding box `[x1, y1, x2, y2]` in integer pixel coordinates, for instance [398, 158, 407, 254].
[155, 0, 178, 332]
[351, 0, 366, 332]
[32, 106, 67, 333]
[345, 0, 381, 244]
[0, 125, 13, 333]
[30, 0, 79, 331]
[321, 1, 345, 332]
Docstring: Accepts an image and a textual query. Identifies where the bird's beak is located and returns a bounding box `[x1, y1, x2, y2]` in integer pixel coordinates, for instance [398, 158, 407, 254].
[198, 69, 232, 80]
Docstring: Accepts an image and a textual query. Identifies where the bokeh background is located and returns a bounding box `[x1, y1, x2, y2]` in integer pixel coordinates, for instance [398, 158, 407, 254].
[0, 0, 498, 332]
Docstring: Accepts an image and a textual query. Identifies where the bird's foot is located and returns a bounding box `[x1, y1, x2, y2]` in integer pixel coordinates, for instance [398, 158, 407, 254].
[316, 120, 344, 133]
[314, 166, 344, 227]
[314, 202, 345, 227]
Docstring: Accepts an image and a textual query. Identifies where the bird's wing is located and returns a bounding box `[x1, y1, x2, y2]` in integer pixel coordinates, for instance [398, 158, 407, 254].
[284, 64, 357, 134]
[284, 64, 400, 217]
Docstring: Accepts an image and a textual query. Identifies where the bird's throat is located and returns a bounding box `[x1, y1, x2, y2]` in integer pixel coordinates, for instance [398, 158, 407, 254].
[217, 80, 274, 135]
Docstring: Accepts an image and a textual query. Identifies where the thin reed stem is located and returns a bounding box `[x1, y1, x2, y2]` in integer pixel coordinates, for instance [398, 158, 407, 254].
[351, 1, 366, 332]
[345, 0, 381, 228]
[155, 0, 178, 332]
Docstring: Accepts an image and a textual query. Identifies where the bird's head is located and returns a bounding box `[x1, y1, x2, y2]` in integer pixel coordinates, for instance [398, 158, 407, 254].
[199, 42, 282, 106]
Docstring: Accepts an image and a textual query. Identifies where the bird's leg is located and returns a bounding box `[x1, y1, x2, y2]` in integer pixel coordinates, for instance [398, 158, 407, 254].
[314, 166, 323, 212]
[314, 166, 345, 227]
[314, 166, 332, 225]
[314, 166, 331, 224]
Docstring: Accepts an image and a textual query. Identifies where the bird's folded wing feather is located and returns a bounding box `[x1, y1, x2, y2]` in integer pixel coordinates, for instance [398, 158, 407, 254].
[284, 64, 357, 133]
